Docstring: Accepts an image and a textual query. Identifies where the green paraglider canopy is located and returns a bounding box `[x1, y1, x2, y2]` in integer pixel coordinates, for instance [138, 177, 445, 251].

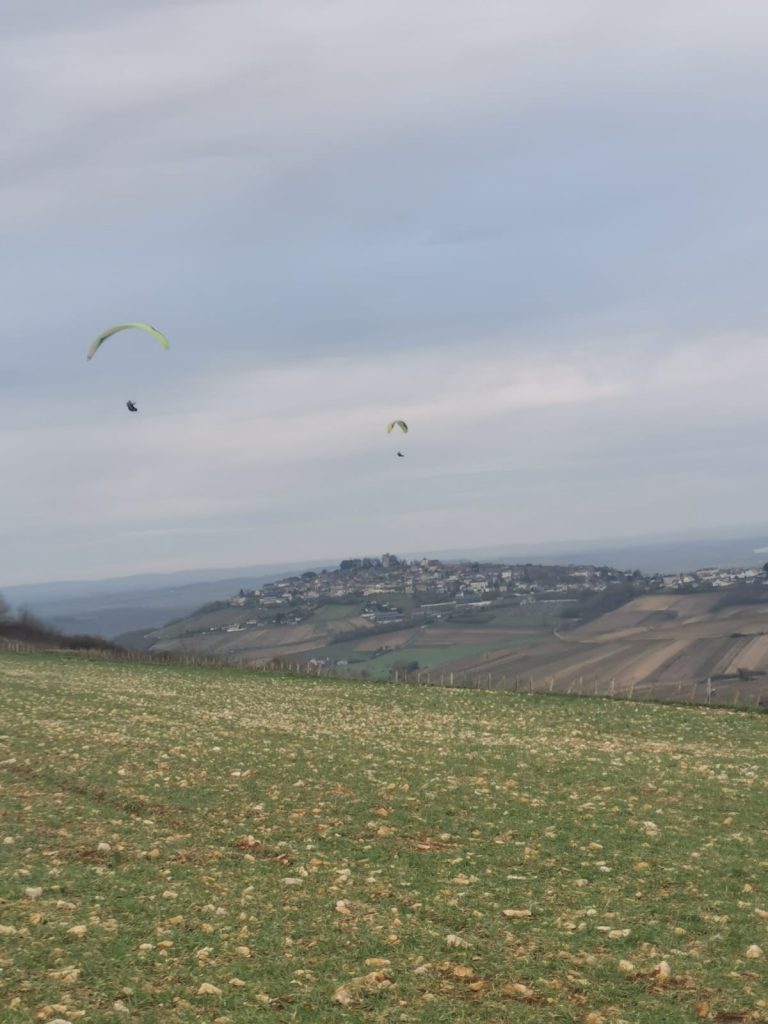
[86, 323, 170, 360]
[386, 419, 408, 434]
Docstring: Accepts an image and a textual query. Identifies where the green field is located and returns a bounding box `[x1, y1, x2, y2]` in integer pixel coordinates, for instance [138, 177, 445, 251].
[298, 639, 523, 680]
[356, 645, 510, 680]
[311, 604, 365, 624]
[1, 652, 767, 1023]
[484, 605, 566, 629]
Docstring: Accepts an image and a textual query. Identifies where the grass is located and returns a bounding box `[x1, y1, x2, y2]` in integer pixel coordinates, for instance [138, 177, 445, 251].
[311, 605, 365, 624]
[357, 645, 511, 680]
[484, 605, 565, 630]
[299, 640, 524, 679]
[1, 651, 767, 1024]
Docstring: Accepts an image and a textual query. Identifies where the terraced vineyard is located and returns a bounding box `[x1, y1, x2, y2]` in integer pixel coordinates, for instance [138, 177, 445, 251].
[439, 595, 768, 705]
[1, 652, 767, 1023]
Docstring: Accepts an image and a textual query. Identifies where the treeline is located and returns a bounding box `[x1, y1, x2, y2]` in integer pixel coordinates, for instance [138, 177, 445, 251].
[0, 594, 122, 652]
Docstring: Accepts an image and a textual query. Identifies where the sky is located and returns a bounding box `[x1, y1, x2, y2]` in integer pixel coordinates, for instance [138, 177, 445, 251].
[3, 0, 768, 585]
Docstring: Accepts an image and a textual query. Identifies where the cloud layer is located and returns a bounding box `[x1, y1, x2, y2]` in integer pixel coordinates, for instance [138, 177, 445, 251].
[3, 1, 768, 583]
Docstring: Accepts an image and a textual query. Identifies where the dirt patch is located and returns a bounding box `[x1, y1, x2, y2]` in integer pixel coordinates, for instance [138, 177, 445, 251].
[721, 633, 768, 675]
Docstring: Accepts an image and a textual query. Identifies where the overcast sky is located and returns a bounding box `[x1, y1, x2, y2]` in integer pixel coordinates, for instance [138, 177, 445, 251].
[3, 0, 768, 585]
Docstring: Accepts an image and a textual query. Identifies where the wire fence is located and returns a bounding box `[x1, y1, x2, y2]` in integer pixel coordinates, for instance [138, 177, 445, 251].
[272, 661, 768, 710]
[1, 640, 766, 711]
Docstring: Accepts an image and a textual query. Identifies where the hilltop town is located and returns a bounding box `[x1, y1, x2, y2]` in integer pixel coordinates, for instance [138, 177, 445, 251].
[218, 554, 653, 631]
[129, 554, 768, 684]
[215, 555, 768, 632]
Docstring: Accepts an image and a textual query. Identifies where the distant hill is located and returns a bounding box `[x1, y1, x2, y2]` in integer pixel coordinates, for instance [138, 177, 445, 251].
[440, 591, 768, 701]
[129, 557, 647, 674]
[6, 527, 768, 639]
[131, 595, 390, 663]
[130, 566, 768, 706]
[1, 561, 332, 639]
[440, 533, 768, 574]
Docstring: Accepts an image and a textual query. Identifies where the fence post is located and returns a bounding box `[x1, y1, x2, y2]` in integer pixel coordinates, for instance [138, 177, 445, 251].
[706, 678, 712, 704]
[450, 672, 454, 687]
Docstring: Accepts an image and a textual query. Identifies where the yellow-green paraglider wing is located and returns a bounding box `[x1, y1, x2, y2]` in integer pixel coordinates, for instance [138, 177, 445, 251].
[386, 419, 408, 434]
[86, 323, 170, 360]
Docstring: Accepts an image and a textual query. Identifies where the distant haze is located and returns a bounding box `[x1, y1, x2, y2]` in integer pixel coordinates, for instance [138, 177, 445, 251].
[4, 2, 768, 585]
[5, 528, 768, 638]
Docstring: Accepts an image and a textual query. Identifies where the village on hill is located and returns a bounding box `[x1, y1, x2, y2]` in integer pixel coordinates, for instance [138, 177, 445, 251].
[125, 554, 768, 689]
[219, 554, 649, 631]
[219, 554, 768, 632]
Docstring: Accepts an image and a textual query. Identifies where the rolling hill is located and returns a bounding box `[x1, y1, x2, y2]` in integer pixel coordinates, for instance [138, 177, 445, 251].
[443, 592, 768, 702]
[129, 586, 768, 704]
[141, 589, 768, 703]
[134, 594, 564, 673]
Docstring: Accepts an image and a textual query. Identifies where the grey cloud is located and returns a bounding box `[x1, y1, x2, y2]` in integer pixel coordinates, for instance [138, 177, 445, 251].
[4, 1, 768, 584]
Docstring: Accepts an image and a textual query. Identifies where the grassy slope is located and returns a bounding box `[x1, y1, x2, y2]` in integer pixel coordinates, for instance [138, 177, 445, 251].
[143, 594, 560, 669]
[1, 652, 767, 1023]
[355, 645, 515, 680]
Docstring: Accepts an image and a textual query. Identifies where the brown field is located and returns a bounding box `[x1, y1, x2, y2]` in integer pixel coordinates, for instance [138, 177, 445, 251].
[574, 593, 721, 636]
[431, 594, 768, 705]
[721, 633, 768, 674]
[155, 623, 321, 660]
[412, 626, 530, 645]
[327, 615, 371, 634]
[144, 590, 768, 706]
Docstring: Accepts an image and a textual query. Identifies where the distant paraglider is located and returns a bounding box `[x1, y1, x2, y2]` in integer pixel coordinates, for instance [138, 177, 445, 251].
[86, 323, 170, 361]
[126, 401, 138, 413]
[387, 420, 408, 459]
[386, 420, 408, 434]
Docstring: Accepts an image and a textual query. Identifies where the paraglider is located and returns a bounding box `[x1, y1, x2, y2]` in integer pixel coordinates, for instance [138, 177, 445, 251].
[86, 323, 169, 412]
[386, 421, 408, 459]
[386, 420, 408, 434]
[86, 323, 170, 361]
